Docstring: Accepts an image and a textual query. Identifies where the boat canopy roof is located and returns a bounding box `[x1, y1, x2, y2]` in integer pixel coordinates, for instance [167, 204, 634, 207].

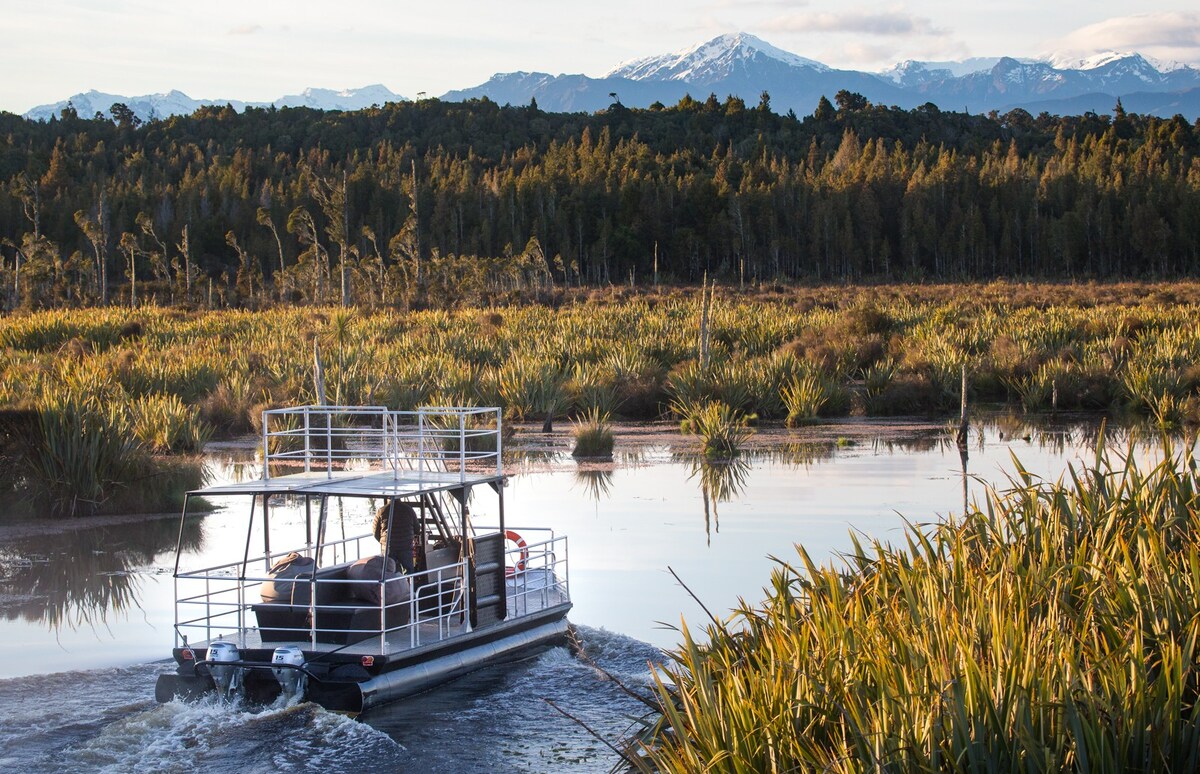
[193, 469, 503, 499]
[192, 405, 505, 501]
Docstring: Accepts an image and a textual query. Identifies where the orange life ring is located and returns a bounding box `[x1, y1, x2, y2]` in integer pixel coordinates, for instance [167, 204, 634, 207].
[505, 529, 528, 577]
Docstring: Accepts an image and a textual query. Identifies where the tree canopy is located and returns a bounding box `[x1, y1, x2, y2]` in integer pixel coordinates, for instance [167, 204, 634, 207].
[0, 93, 1198, 308]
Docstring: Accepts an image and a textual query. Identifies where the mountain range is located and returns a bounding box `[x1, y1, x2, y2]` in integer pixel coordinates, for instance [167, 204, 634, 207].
[23, 33, 1200, 122]
[23, 84, 406, 123]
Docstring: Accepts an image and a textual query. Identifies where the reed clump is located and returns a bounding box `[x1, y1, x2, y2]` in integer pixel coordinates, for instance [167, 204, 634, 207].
[628, 440, 1200, 771]
[675, 400, 755, 460]
[131, 393, 212, 454]
[781, 372, 848, 426]
[22, 391, 146, 518]
[571, 408, 614, 459]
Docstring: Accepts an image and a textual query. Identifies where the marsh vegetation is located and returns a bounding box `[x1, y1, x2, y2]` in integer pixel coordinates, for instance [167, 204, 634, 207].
[0, 281, 1198, 516]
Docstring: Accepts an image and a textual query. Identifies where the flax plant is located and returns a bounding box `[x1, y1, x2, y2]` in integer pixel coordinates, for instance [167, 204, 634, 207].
[674, 400, 755, 460]
[571, 408, 615, 459]
[27, 391, 144, 518]
[630, 439, 1200, 772]
[781, 372, 847, 426]
[130, 393, 212, 453]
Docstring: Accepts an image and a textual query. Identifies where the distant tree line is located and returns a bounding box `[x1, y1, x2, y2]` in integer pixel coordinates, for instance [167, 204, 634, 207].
[0, 92, 1198, 308]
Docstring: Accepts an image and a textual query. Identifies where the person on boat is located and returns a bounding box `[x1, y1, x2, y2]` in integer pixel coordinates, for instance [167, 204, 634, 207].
[373, 499, 419, 573]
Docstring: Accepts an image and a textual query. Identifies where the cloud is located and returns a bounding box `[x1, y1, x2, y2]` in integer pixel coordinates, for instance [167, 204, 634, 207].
[227, 24, 263, 36]
[1048, 12, 1200, 62]
[765, 10, 946, 37]
[702, 0, 801, 8]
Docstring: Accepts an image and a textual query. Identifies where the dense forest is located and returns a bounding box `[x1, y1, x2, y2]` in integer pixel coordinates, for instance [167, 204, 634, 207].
[1, 92, 1199, 308]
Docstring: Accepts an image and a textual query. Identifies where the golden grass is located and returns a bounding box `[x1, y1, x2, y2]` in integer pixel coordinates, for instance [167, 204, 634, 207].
[628, 437, 1200, 771]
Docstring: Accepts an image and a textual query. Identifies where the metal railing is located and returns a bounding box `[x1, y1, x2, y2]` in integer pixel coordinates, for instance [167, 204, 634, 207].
[173, 531, 473, 655]
[497, 528, 570, 618]
[260, 406, 503, 482]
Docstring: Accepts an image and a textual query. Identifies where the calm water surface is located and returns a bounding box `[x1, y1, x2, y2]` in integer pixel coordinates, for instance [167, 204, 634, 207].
[0, 417, 1161, 772]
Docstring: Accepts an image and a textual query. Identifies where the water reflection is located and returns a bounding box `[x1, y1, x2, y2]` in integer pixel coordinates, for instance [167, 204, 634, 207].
[0, 516, 203, 630]
[572, 468, 614, 502]
[690, 457, 751, 545]
[764, 441, 837, 467]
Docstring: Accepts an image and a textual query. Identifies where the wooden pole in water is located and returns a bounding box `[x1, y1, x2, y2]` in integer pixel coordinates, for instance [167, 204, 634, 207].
[957, 364, 969, 449]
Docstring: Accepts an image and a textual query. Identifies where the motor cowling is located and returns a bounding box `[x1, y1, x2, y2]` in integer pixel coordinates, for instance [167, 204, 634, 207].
[271, 645, 307, 702]
[207, 641, 242, 696]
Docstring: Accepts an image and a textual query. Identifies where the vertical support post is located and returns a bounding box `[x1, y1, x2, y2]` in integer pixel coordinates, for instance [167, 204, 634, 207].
[174, 493, 191, 577]
[262, 410, 270, 479]
[241, 496, 257, 579]
[459, 412, 466, 483]
[316, 495, 329, 566]
[391, 411, 400, 479]
[498, 478, 506, 540]
[303, 407, 311, 474]
[418, 410, 426, 476]
[326, 408, 333, 478]
[304, 494, 312, 550]
[494, 408, 502, 477]
[262, 495, 272, 573]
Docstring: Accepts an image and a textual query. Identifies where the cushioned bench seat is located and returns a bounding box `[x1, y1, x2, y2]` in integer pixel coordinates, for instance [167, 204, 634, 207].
[253, 555, 415, 644]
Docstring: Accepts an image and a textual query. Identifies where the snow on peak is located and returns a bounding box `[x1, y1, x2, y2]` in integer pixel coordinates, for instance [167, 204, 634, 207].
[879, 57, 1006, 84]
[1146, 56, 1198, 73]
[1045, 50, 1141, 71]
[606, 32, 828, 81]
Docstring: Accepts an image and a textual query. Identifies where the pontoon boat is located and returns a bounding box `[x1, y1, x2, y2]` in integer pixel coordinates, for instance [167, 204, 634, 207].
[154, 406, 572, 714]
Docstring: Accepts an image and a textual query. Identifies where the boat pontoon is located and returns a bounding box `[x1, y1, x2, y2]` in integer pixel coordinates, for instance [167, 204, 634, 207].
[154, 406, 571, 714]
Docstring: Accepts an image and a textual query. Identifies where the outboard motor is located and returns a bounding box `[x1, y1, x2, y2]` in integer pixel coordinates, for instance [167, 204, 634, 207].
[271, 645, 307, 703]
[207, 641, 242, 697]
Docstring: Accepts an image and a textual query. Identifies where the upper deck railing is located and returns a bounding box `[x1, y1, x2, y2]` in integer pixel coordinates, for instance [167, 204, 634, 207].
[260, 406, 503, 482]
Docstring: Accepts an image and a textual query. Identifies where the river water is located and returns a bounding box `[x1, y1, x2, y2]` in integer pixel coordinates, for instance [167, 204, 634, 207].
[0, 416, 1164, 772]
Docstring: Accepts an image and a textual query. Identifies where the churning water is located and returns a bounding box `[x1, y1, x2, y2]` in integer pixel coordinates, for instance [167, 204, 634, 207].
[0, 625, 658, 773]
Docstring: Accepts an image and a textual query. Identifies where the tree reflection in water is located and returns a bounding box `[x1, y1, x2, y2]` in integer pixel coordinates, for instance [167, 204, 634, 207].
[690, 456, 751, 545]
[0, 515, 203, 630]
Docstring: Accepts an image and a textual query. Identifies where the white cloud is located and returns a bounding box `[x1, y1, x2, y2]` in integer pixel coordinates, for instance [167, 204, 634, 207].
[765, 10, 946, 37]
[1047, 12, 1200, 63]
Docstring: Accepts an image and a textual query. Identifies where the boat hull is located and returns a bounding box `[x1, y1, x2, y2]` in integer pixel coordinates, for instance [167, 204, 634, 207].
[155, 603, 572, 714]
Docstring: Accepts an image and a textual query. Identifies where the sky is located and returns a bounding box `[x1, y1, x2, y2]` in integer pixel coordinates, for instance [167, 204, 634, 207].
[3, 1, 1200, 114]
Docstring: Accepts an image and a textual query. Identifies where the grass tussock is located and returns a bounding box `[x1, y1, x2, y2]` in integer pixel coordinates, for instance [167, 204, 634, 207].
[571, 408, 614, 459]
[131, 393, 212, 454]
[23, 392, 146, 518]
[675, 400, 755, 460]
[628, 439, 1200, 771]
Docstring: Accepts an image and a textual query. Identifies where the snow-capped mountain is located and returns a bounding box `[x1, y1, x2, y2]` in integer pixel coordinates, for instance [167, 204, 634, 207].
[607, 32, 828, 83]
[452, 33, 903, 114]
[272, 84, 402, 111]
[23, 89, 241, 122]
[20, 34, 1200, 122]
[441, 72, 692, 113]
[24, 84, 405, 122]
[447, 33, 1198, 117]
[1046, 50, 1138, 71]
[880, 57, 1038, 88]
[867, 50, 1200, 114]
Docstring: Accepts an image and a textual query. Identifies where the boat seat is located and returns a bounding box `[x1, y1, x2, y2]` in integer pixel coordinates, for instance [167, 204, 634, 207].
[253, 558, 414, 643]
